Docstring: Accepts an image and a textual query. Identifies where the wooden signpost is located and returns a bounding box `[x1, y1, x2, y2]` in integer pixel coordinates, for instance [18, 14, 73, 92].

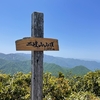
[16, 37, 59, 51]
[15, 12, 59, 100]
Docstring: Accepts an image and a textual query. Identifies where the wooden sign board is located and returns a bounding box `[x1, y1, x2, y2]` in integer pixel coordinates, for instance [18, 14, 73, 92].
[15, 37, 59, 51]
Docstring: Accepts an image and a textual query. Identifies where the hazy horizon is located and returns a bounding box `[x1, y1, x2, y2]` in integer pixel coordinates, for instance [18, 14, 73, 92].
[0, 52, 100, 62]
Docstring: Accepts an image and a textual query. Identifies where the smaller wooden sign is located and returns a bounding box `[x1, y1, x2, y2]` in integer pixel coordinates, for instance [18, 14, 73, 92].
[15, 37, 59, 51]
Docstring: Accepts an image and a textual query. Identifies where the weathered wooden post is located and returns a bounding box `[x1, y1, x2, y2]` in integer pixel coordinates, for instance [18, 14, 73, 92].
[31, 12, 44, 100]
[15, 12, 59, 100]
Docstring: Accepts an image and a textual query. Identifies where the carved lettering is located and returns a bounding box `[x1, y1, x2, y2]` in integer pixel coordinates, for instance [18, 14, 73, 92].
[26, 41, 54, 49]
[39, 42, 46, 47]
[26, 42, 32, 46]
[50, 42, 54, 47]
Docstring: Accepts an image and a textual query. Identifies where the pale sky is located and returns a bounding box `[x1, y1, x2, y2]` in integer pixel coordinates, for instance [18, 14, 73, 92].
[0, 0, 100, 61]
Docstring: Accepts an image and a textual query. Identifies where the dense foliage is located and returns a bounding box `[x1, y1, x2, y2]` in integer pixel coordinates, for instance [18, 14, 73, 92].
[0, 70, 100, 100]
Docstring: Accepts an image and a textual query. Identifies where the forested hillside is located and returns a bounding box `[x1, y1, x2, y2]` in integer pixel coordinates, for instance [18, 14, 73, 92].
[0, 70, 100, 100]
[0, 57, 91, 76]
[0, 53, 100, 71]
[0, 53, 96, 76]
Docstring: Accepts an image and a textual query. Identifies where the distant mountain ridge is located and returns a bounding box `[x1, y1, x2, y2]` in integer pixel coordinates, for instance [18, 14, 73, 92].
[0, 53, 100, 71]
[0, 53, 30, 61]
[44, 55, 100, 71]
[0, 58, 91, 76]
[43, 62, 69, 76]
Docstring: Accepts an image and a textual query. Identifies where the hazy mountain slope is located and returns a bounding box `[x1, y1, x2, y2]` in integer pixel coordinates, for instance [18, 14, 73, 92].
[70, 65, 91, 76]
[43, 62, 68, 76]
[16, 60, 31, 73]
[0, 62, 23, 74]
[0, 58, 91, 76]
[0, 60, 31, 74]
[0, 59, 67, 75]
[0, 53, 30, 61]
[0, 58, 9, 68]
[44, 55, 70, 68]
[44, 55, 100, 71]
[0, 53, 100, 71]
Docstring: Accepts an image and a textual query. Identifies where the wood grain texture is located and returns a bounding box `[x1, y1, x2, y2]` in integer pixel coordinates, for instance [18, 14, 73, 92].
[31, 12, 43, 100]
[16, 37, 59, 51]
